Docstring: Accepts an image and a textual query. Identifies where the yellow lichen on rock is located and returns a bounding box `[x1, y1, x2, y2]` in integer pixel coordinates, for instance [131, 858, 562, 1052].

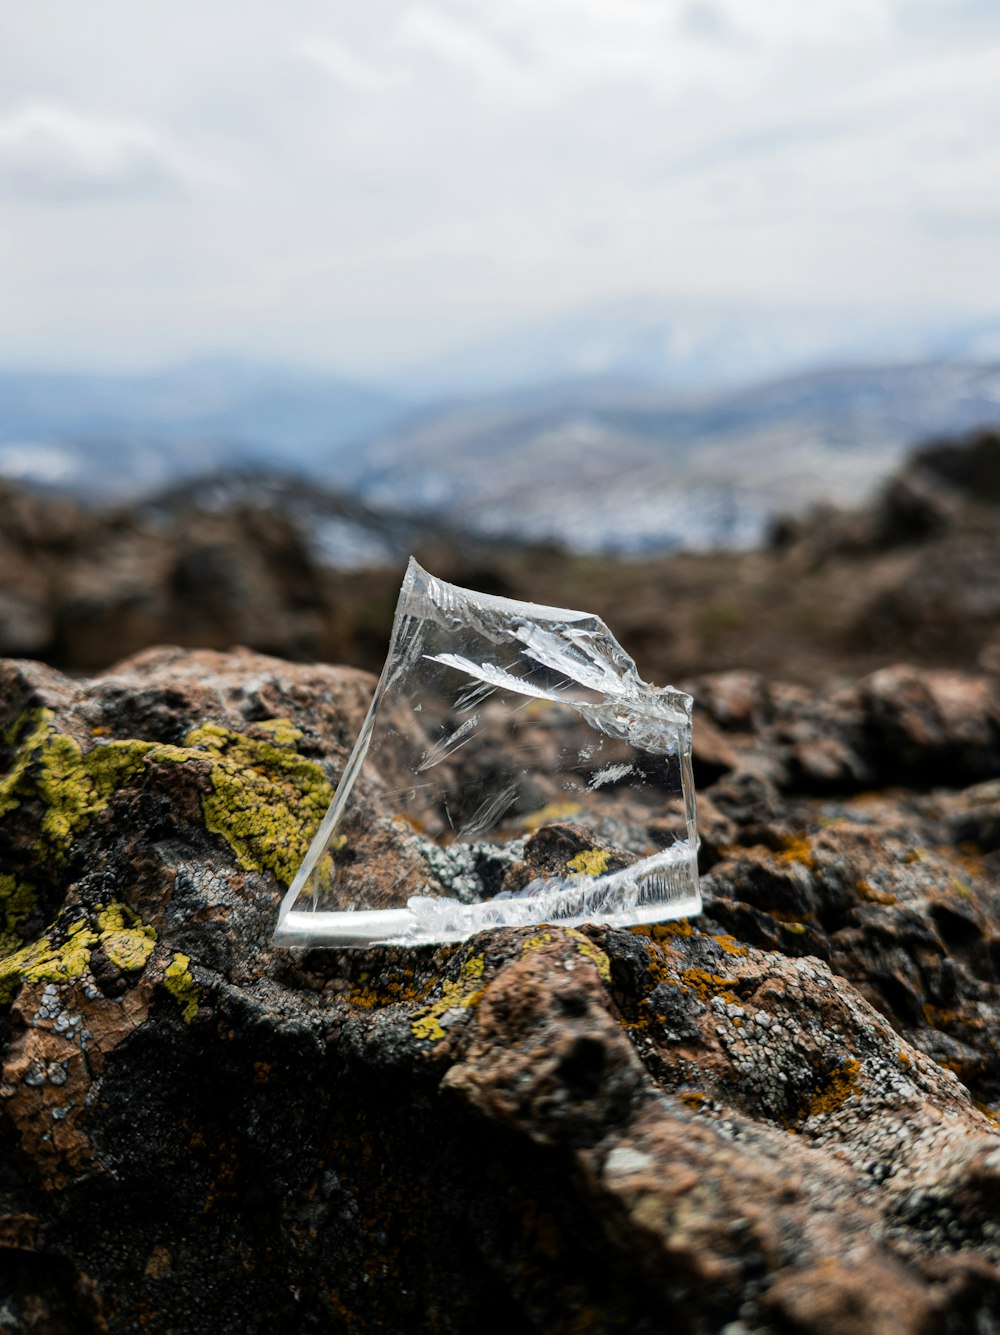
[518, 800, 582, 831]
[0, 708, 149, 864]
[95, 903, 158, 972]
[518, 927, 612, 982]
[0, 920, 94, 1004]
[563, 928, 612, 982]
[1, 709, 333, 908]
[520, 930, 554, 954]
[411, 954, 486, 1043]
[186, 720, 333, 887]
[0, 901, 156, 1004]
[566, 848, 611, 877]
[163, 952, 200, 1024]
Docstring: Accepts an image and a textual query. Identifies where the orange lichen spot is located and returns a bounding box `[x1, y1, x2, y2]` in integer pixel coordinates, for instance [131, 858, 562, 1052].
[767, 907, 812, 924]
[639, 939, 676, 988]
[945, 842, 985, 879]
[775, 836, 815, 870]
[923, 1002, 960, 1028]
[253, 1062, 272, 1085]
[677, 1090, 707, 1111]
[346, 965, 431, 1011]
[923, 1001, 984, 1053]
[711, 933, 748, 957]
[856, 880, 897, 906]
[898, 1050, 911, 1068]
[392, 813, 428, 834]
[568, 1308, 606, 1335]
[678, 968, 737, 1004]
[848, 791, 885, 806]
[143, 1245, 172, 1279]
[521, 1201, 562, 1263]
[973, 1100, 1000, 1128]
[799, 1057, 861, 1121]
[634, 920, 694, 942]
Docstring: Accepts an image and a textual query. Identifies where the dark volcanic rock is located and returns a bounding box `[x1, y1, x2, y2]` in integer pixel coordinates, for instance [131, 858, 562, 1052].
[692, 665, 1000, 792]
[1, 648, 999, 1333]
[770, 430, 1000, 673]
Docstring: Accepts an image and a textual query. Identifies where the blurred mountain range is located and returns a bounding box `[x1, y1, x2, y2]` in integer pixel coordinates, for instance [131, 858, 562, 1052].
[0, 358, 403, 497]
[3, 301, 1000, 551]
[349, 361, 1000, 552]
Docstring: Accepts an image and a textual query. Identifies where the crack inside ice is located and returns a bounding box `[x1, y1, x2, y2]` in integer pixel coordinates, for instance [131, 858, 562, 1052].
[274, 557, 700, 948]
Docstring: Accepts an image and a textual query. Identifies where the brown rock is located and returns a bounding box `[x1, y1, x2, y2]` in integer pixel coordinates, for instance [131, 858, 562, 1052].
[0, 648, 998, 1334]
[764, 1257, 936, 1335]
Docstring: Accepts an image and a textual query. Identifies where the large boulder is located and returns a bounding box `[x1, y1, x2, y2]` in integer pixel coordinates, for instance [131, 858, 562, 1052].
[0, 648, 998, 1333]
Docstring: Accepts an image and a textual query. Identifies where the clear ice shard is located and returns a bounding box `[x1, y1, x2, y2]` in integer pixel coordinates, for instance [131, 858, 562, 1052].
[273, 557, 700, 948]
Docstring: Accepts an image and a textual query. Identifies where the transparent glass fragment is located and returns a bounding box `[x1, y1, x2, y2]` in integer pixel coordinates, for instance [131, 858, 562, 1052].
[274, 558, 700, 947]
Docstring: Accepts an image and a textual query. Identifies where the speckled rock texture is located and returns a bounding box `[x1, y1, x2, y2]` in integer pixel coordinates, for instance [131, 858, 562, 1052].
[1, 647, 998, 1334]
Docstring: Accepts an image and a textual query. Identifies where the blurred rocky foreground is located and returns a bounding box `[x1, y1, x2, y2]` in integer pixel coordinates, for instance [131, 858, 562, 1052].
[1, 637, 999, 1333]
[2, 429, 1000, 685]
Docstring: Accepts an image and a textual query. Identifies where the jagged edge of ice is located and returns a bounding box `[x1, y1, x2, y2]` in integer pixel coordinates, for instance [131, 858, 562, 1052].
[398, 557, 692, 729]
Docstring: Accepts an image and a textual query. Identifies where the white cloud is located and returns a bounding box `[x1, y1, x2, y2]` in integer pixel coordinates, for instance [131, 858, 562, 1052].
[0, 0, 998, 372]
[0, 103, 186, 203]
[295, 37, 397, 93]
[400, 8, 540, 98]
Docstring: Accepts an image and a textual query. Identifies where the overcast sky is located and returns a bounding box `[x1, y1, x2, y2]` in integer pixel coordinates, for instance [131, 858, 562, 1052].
[2, 0, 1000, 376]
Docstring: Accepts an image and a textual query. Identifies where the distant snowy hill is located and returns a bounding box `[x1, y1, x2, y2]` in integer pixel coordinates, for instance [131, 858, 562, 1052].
[345, 362, 1000, 552]
[2, 349, 1000, 552]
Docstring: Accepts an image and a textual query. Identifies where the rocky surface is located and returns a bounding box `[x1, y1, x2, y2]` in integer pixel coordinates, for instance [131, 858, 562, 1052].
[0, 645, 998, 1333]
[0, 475, 475, 674]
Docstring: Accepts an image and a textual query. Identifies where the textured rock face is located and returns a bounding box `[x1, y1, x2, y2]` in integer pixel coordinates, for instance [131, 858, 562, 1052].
[1, 647, 999, 1334]
[0, 478, 468, 674]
